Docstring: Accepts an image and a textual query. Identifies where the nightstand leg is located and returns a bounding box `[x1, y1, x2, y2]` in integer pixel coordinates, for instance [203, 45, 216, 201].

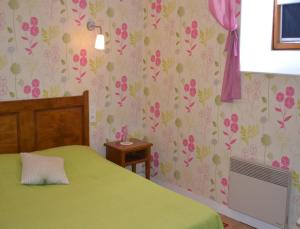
[145, 161, 150, 179]
[132, 164, 136, 173]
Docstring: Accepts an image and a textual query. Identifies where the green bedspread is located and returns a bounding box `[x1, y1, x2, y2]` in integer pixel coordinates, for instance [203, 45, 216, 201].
[0, 145, 223, 229]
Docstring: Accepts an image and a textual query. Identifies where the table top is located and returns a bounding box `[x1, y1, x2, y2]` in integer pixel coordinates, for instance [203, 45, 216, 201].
[104, 138, 152, 152]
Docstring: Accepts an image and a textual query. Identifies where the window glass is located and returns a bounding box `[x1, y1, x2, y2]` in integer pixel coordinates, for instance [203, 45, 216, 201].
[281, 3, 300, 41]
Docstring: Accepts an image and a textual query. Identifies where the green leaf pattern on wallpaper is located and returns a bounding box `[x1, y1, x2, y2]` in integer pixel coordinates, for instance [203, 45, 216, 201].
[142, 1, 300, 228]
[0, 0, 144, 159]
[1, 0, 300, 228]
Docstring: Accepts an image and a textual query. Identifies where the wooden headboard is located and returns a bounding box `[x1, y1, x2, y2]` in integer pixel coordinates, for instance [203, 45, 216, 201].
[0, 91, 89, 154]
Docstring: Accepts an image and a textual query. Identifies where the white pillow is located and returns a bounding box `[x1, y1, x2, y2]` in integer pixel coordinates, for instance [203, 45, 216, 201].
[20, 153, 69, 185]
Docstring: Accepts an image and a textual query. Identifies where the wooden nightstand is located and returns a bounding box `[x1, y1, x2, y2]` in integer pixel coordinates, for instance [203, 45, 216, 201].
[104, 138, 153, 179]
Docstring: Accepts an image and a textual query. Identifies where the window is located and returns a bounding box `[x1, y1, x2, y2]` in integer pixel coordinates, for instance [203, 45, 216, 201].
[240, 0, 300, 75]
[273, 0, 300, 49]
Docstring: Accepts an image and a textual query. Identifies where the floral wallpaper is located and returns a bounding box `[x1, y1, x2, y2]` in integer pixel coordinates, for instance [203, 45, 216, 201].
[1, 0, 300, 228]
[142, 0, 300, 228]
[0, 0, 144, 151]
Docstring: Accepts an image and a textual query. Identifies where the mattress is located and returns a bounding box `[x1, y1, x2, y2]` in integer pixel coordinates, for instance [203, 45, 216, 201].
[0, 145, 223, 229]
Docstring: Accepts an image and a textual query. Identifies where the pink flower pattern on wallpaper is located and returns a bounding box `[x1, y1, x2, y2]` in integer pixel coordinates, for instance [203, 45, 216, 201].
[21, 17, 39, 55]
[275, 86, 295, 128]
[185, 20, 199, 56]
[182, 135, 195, 167]
[149, 102, 160, 132]
[115, 23, 128, 55]
[115, 75, 128, 107]
[223, 114, 239, 151]
[23, 79, 40, 98]
[150, 0, 162, 29]
[220, 178, 228, 205]
[150, 50, 161, 81]
[272, 155, 290, 170]
[1, 1, 300, 224]
[72, 49, 88, 83]
[72, 0, 87, 26]
[115, 125, 128, 141]
[151, 151, 159, 177]
[183, 79, 197, 112]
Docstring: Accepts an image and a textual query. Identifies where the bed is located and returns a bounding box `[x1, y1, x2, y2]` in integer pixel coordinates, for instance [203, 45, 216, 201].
[0, 91, 223, 229]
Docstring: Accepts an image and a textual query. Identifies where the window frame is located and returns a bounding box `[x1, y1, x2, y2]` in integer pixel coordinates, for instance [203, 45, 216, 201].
[273, 0, 300, 50]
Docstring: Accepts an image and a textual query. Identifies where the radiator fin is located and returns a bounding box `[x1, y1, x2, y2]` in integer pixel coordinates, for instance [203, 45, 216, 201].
[230, 157, 289, 188]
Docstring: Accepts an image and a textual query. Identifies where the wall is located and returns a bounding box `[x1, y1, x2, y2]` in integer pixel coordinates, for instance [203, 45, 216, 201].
[141, 0, 300, 228]
[0, 0, 144, 152]
[1, 0, 300, 228]
[240, 0, 300, 76]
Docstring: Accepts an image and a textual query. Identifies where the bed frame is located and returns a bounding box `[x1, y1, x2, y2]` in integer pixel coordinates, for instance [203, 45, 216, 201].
[0, 91, 89, 154]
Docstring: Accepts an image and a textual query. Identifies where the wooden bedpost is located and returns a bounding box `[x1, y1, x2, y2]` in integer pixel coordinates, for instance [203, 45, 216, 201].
[83, 90, 90, 146]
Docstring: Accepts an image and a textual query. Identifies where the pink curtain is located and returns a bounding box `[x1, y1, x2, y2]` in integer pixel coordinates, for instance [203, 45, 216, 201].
[209, 0, 241, 102]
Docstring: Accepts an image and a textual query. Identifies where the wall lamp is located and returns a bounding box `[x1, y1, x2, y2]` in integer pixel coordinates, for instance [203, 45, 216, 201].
[87, 20, 105, 50]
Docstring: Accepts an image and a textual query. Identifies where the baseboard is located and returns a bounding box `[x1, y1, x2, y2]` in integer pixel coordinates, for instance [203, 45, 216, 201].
[152, 177, 280, 229]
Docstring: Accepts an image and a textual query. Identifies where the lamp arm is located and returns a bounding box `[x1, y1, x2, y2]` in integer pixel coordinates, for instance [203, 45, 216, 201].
[87, 21, 103, 34]
[87, 20, 105, 50]
[95, 25, 102, 34]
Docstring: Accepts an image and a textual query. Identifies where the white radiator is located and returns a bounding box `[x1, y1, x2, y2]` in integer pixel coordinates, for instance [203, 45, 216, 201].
[228, 157, 290, 229]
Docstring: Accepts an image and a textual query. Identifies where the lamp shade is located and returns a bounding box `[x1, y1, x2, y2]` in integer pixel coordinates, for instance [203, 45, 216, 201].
[95, 34, 105, 50]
